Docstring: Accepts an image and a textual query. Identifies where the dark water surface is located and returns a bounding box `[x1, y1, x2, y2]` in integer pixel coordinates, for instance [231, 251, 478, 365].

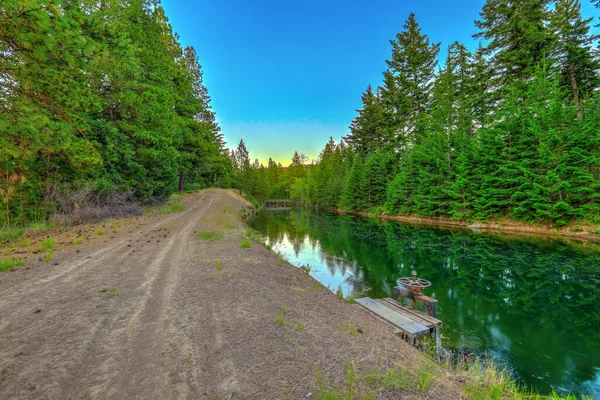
[248, 208, 600, 398]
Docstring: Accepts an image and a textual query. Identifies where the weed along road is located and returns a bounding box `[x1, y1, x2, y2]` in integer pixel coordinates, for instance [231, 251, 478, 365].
[0, 189, 461, 399]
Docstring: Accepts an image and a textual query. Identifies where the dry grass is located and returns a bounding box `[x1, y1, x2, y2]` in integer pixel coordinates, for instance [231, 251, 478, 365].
[47, 185, 143, 226]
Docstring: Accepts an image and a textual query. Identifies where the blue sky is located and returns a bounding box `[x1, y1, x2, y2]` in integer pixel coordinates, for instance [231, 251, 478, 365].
[162, 0, 599, 165]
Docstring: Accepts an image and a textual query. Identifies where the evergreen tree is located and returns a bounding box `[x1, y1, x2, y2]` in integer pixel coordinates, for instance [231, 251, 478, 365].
[549, 0, 599, 113]
[340, 154, 365, 210]
[344, 85, 386, 154]
[232, 139, 250, 195]
[380, 13, 440, 149]
[288, 152, 305, 181]
[474, 0, 552, 88]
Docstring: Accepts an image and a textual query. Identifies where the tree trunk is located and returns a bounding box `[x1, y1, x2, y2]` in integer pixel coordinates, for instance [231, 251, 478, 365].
[178, 171, 184, 192]
[569, 62, 582, 119]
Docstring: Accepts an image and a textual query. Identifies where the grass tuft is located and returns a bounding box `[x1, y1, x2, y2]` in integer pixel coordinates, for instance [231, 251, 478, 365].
[196, 231, 224, 242]
[240, 239, 251, 248]
[73, 237, 84, 245]
[42, 237, 54, 250]
[96, 228, 106, 236]
[415, 361, 435, 392]
[277, 311, 286, 326]
[362, 366, 412, 391]
[215, 259, 223, 271]
[44, 249, 53, 262]
[277, 303, 290, 326]
[294, 321, 306, 332]
[162, 204, 184, 214]
[0, 258, 24, 272]
[300, 264, 312, 274]
[340, 322, 359, 336]
[108, 290, 120, 298]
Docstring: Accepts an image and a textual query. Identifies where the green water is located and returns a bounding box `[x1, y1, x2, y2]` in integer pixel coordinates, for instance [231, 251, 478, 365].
[248, 208, 600, 398]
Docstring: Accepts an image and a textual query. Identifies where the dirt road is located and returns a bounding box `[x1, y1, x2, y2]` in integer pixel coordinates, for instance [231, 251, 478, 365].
[0, 189, 457, 399]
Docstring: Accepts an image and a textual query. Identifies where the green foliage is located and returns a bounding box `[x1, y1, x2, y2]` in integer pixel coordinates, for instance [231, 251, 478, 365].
[215, 259, 222, 271]
[281, 7, 600, 227]
[240, 239, 251, 248]
[0, 0, 230, 226]
[196, 231, 224, 242]
[277, 303, 289, 326]
[107, 290, 120, 298]
[42, 237, 54, 250]
[0, 227, 25, 246]
[0, 258, 24, 272]
[161, 204, 184, 214]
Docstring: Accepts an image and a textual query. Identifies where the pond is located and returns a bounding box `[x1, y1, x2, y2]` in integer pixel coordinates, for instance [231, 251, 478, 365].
[248, 208, 600, 398]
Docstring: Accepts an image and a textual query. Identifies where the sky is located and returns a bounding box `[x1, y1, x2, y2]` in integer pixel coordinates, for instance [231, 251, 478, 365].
[162, 0, 599, 166]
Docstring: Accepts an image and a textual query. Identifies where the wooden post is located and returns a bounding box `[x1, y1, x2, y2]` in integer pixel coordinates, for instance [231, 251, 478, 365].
[393, 285, 438, 318]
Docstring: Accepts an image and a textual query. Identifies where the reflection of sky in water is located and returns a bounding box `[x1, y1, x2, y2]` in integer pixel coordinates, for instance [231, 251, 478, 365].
[267, 233, 357, 298]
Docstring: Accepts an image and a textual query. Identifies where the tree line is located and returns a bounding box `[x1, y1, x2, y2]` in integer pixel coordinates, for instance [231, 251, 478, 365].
[240, 0, 600, 226]
[1, 0, 231, 225]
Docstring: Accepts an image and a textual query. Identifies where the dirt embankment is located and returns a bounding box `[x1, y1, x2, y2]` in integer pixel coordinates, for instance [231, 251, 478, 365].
[334, 209, 600, 243]
[0, 189, 462, 399]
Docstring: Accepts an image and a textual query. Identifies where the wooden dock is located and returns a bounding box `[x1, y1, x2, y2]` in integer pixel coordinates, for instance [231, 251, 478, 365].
[356, 297, 442, 345]
[264, 199, 294, 210]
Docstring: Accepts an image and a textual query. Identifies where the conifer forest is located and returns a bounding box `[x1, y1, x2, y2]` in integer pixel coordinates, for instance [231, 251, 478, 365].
[1, 0, 230, 225]
[235, 0, 600, 228]
[2, 0, 600, 228]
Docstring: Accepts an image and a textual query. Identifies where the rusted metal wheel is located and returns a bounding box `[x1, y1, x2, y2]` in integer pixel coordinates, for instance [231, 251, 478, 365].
[397, 277, 432, 292]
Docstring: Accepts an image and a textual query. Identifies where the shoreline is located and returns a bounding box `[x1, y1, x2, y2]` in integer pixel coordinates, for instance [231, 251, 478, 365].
[317, 208, 600, 244]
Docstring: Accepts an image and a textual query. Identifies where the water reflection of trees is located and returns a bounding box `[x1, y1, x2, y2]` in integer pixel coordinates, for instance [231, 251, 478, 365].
[249, 209, 600, 396]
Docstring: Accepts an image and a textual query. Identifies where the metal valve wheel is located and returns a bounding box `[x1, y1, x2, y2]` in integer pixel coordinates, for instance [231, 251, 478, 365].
[397, 270, 431, 293]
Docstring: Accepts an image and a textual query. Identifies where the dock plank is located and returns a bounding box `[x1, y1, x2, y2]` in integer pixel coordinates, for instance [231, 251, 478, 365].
[379, 298, 442, 328]
[355, 298, 430, 336]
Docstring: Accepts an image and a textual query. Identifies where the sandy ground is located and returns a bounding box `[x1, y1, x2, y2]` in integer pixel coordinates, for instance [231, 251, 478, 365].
[0, 189, 460, 399]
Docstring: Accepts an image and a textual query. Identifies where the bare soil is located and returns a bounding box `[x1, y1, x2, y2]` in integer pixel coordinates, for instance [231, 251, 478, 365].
[0, 189, 461, 399]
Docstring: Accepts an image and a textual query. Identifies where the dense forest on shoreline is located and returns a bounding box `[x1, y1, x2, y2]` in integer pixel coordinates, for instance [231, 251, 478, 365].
[234, 0, 600, 227]
[3, 0, 600, 229]
[1, 0, 231, 225]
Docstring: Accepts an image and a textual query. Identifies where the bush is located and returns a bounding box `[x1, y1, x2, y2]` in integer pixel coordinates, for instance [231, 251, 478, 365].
[243, 194, 259, 208]
[46, 184, 144, 226]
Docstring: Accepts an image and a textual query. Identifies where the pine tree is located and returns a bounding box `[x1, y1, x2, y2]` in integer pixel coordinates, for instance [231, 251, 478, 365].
[233, 139, 250, 195]
[344, 85, 386, 154]
[474, 0, 553, 89]
[380, 13, 440, 149]
[0, 0, 104, 223]
[288, 151, 305, 181]
[340, 155, 365, 210]
[549, 0, 599, 113]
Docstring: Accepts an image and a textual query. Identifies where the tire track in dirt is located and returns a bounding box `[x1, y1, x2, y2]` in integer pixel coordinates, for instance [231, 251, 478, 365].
[0, 193, 213, 399]
[0, 189, 461, 400]
[83, 196, 214, 399]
